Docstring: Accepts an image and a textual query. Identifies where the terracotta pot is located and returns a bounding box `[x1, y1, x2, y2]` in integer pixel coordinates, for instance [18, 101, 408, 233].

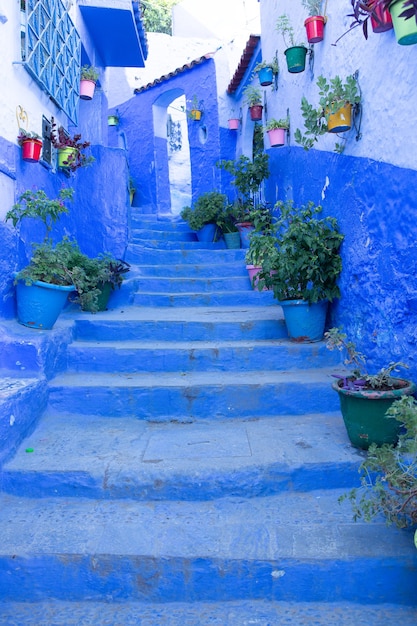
[21, 138, 42, 162]
[80, 79, 96, 100]
[304, 15, 325, 43]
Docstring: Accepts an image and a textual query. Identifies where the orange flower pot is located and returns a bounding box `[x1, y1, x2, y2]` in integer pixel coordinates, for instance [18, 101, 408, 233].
[327, 104, 352, 133]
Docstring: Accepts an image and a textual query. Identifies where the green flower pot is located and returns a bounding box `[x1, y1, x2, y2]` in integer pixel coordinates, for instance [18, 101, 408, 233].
[284, 46, 308, 73]
[390, 0, 417, 45]
[223, 231, 241, 249]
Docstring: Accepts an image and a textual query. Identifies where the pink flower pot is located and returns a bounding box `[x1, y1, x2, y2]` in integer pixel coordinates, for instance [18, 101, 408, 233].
[304, 15, 325, 43]
[228, 118, 239, 130]
[267, 128, 286, 147]
[246, 265, 263, 290]
[80, 79, 96, 100]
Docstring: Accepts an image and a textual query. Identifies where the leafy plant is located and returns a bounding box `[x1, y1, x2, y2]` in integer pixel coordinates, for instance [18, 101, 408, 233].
[14, 237, 78, 286]
[6, 187, 74, 241]
[242, 86, 263, 107]
[17, 128, 42, 146]
[217, 153, 270, 212]
[216, 203, 240, 233]
[276, 14, 305, 48]
[51, 119, 95, 172]
[265, 118, 290, 131]
[257, 200, 344, 304]
[325, 327, 409, 390]
[295, 74, 361, 151]
[253, 58, 280, 76]
[245, 209, 277, 267]
[80, 65, 99, 82]
[140, 0, 180, 34]
[302, 0, 323, 16]
[340, 395, 417, 529]
[181, 192, 227, 231]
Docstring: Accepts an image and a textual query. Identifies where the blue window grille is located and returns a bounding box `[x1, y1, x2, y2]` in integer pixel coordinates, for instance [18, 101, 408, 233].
[23, 0, 80, 125]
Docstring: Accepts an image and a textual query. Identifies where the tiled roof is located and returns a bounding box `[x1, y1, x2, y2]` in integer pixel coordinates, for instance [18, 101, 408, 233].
[133, 54, 213, 94]
[227, 34, 260, 94]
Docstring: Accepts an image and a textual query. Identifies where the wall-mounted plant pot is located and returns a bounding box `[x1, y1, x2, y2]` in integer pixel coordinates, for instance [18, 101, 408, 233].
[390, 0, 417, 45]
[327, 104, 352, 133]
[228, 118, 240, 130]
[223, 231, 241, 249]
[267, 128, 286, 147]
[284, 46, 308, 73]
[370, 2, 393, 33]
[80, 79, 96, 100]
[279, 299, 328, 343]
[304, 15, 325, 43]
[108, 115, 119, 126]
[15, 278, 74, 330]
[249, 105, 263, 121]
[190, 109, 202, 121]
[21, 138, 42, 163]
[57, 147, 78, 169]
[258, 67, 273, 86]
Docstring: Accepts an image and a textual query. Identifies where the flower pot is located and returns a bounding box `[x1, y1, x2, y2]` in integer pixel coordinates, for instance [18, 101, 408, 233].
[236, 222, 255, 248]
[15, 279, 74, 329]
[80, 79, 96, 100]
[304, 15, 325, 43]
[284, 46, 308, 73]
[246, 265, 264, 290]
[267, 128, 286, 147]
[258, 67, 273, 86]
[196, 223, 218, 242]
[57, 147, 78, 169]
[81, 282, 113, 312]
[190, 109, 202, 121]
[332, 378, 416, 449]
[327, 104, 352, 133]
[279, 299, 328, 342]
[21, 138, 42, 163]
[390, 0, 417, 45]
[370, 2, 393, 33]
[108, 115, 119, 126]
[223, 231, 241, 249]
[228, 118, 240, 130]
[249, 105, 263, 121]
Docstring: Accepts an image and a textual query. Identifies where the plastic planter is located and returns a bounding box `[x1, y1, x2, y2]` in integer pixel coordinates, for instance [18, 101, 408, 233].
[236, 222, 255, 248]
[267, 128, 286, 147]
[279, 299, 328, 342]
[80, 79, 96, 100]
[190, 109, 202, 121]
[21, 139, 42, 163]
[390, 0, 417, 45]
[258, 67, 273, 86]
[249, 105, 263, 121]
[228, 118, 240, 130]
[370, 2, 393, 33]
[196, 223, 218, 242]
[327, 104, 352, 133]
[15, 279, 74, 329]
[57, 147, 78, 169]
[284, 46, 308, 73]
[223, 232, 241, 249]
[304, 15, 325, 43]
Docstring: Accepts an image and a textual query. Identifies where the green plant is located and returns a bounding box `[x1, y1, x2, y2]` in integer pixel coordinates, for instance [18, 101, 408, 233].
[245, 211, 277, 266]
[325, 327, 409, 390]
[276, 14, 305, 48]
[265, 118, 290, 131]
[258, 200, 344, 304]
[295, 74, 361, 151]
[6, 187, 74, 241]
[302, 0, 323, 16]
[217, 153, 270, 214]
[340, 395, 417, 529]
[17, 128, 42, 146]
[81, 65, 99, 82]
[51, 119, 95, 172]
[14, 237, 77, 287]
[242, 86, 263, 107]
[216, 203, 240, 233]
[181, 192, 227, 231]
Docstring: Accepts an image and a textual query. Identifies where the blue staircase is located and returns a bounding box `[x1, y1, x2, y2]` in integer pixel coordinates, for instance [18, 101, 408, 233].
[0, 212, 416, 625]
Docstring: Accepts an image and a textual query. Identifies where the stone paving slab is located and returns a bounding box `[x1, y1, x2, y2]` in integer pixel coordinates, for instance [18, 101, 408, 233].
[0, 600, 416, 626]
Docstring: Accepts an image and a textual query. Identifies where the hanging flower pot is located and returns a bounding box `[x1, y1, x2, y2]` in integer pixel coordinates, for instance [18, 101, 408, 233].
[267, 128, 286, 147]
[304, 16, 326, 43]
[327, 104, 352, 133]
[228, 118, 240, 130]
[108, 115, 119, 126]
[389, 0, 417, 45]
[21, 138, 43, 163]
[258, 66, 274, 86]
[80, 79, 96, 100]
[190, 109, 202, 121]
[57, 147, 79, 169]
[284, 46, 308, 73]
[249, 105, 263, 121]
[370, 1, 393, 33]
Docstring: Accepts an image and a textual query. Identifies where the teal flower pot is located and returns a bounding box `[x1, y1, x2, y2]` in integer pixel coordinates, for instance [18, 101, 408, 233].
[279, 299, 328, 342]
[284, 46, 308, 73]
[15, 279, 74, 329]
[223, 232, 241, 249]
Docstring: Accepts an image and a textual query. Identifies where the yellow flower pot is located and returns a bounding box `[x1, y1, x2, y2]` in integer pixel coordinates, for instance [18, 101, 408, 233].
[327, 104, 352, 133]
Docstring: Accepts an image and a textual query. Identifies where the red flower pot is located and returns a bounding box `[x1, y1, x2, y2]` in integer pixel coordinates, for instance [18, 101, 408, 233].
[304, 15, 325, 43]
[249, 105, 263, 121]
[21, 138, 42, 162]
[370, 2, 393, 33]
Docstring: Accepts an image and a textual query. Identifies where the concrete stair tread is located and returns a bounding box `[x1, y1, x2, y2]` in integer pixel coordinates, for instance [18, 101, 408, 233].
[0, 600, 416, 625]
[2, 413, 362, 501]
[67, 337, 328, 349]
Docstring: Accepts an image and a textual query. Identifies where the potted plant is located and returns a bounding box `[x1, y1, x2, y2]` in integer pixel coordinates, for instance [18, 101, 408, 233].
[339, 395, 417, 537]
[245, 208, 277, 289]
[5, 188, 75, 329]
[257, 200, 344, 342]
[216, 203, 241, 249]
[243, 86, 264, 121]
[346, 0, 393, 38]
[253, 58, 279, 87]
[325, 327, 416, 449]
[187, 95, 203, 121]
[180, 192, 226, 242]
[381, 0, 417, 44]
[51, 120, 95, 172]
[217, 153, 270, 247]
[80, 65, 99, 100]
[265, 118, 289, 147]
[302, 0, 326, 43]
[276, 14, 308, 73]
[295, 74, 361, 151]
[108, 113, 120, 126]
[17, 129, 43, 163]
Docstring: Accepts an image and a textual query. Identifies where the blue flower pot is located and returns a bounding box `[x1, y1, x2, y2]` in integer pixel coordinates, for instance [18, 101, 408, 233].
[196, 223, 218, 242]
[279, 299, 328, 342]
[16, 279, 75, 329]
[258, 67, 273, 86]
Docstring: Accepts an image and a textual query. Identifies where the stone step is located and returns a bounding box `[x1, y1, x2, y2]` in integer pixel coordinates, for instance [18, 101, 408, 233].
[47, 368, 340, 420]
[1, 412, 361, 500]
[130, 239, 227, 250]
[131, 262, 249, 277]
[132, 289, 276, 307]
[66, 338, 340, 373]
[125, 245, 245, 264]
[132, 228, 197, 242]
[0, 489, 415, 604]
[1, 600, 416, 625]
[71, 306, 287, 342]
[132, 275, 252, 293]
